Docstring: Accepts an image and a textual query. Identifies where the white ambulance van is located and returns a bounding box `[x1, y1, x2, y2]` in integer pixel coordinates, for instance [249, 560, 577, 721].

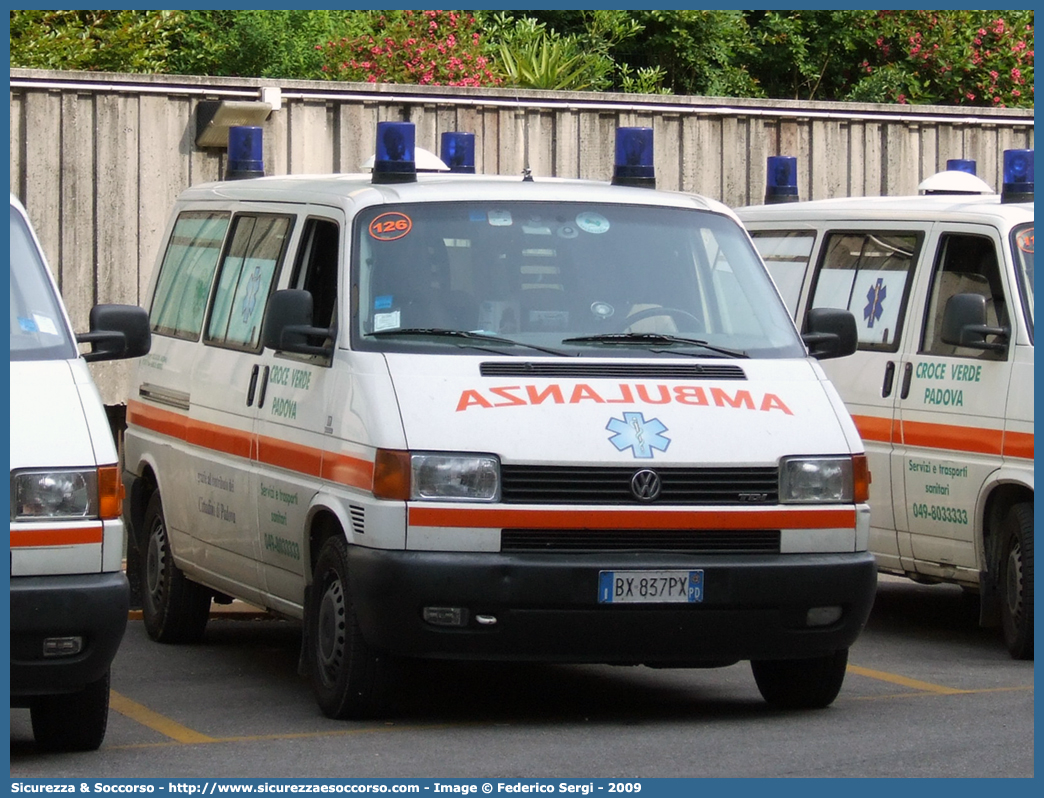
[123, 122, 877, 718]
[10, 193, 151, 750]
[738, 151, 1034, 659]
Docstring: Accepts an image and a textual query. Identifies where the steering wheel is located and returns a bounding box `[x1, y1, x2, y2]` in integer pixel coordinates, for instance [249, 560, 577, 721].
[620, 305, 702, 332]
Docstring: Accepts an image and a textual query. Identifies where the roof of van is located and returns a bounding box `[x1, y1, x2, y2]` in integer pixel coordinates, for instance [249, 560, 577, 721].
[736, 193, 1033, 227]
[174, 172, 738, 220]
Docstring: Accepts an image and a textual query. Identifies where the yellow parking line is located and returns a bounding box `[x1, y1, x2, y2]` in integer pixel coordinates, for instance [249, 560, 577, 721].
[109, 690, 217, 744]
[847, 664, 973, 694]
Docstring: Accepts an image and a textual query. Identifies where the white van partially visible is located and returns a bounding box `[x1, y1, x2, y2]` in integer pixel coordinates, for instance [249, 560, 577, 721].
[738, 151, 1034, 659]
[9, 193, 151, 751]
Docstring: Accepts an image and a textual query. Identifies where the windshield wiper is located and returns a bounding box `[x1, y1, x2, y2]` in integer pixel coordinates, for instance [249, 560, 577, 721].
[560, 332, 749, 358]
[366, 328, 570, 357]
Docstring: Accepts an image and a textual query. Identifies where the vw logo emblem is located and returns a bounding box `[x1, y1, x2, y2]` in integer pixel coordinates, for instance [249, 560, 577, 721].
[631, 469, 662, 502]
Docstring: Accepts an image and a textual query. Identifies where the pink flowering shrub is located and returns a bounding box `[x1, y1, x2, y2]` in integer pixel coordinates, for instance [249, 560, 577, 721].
[317, 10, 501, 87]
[853, 10, 1032, 108]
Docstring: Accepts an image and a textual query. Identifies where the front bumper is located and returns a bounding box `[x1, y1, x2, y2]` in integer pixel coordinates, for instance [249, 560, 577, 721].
[10, 571, 129, 700]
[346, 547, 877, 664]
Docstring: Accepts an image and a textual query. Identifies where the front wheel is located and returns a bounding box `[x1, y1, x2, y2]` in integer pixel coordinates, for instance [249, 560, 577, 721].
[141, 491, 211, 644]
[999, 502, 1033, 660]
[306, 536, 389, 719]
[751, 648, 849, 709]
[30, 670, 110, 752]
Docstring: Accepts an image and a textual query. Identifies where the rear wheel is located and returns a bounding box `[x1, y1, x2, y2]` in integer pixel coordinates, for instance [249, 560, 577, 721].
[751, 648, 849, 709]
[30, 670, 110, 752]
[141, 491, 211, 643]
[999, 502, 1033, 660]
[306, 535, 389, 719]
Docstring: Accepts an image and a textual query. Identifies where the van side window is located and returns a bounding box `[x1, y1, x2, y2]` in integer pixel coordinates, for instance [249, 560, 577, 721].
[807, 232, 919, 352]
[921, 234, 1008, 360]
[748, 231, 815, 315]
[206, 214, 292, 350]
[290, 218, 340, 331]
[149, 212, 230, 339]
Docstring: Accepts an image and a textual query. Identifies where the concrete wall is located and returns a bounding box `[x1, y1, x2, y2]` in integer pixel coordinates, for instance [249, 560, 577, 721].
[9, 68, 1034, 403]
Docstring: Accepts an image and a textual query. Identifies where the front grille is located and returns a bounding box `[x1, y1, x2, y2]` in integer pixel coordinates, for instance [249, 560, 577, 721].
[480, 362, 747, 380]
[500, 465, 778, 505]
[502, 528, 780, 553]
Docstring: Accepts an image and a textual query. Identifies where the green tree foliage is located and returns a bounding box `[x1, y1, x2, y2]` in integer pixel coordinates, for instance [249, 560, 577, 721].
[846, 10, 1034, 108]
[317, 10, 498, 87]
[9, 10, 185, 73]
[9, 9, 1034, 107]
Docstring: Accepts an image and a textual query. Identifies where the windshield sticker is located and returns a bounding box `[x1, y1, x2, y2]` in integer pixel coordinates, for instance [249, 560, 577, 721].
[1016, 229, 1033, 253]
[522, 217, 552, 235]
[17, 317, 38, 333]
[607, 412, 670, 459]
[576, 211, 610, 234]
[374, 295, 393, 310]
[373, 310, 401, 332]
[369, 212, 413, 241]
[487, 210, 513, 226]
[32, 313, 58, 335]
[557, 223, 579, 239]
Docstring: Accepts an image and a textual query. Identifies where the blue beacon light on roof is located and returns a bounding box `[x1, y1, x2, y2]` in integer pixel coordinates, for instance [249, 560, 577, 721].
[765, 156, 799, 204]
[946, 158, 977, 175]
[611, 127, 655, 188]
[1001, 148, 1033, 203]
[440, 132, 476, 174]
[372, 121, 417, 184]
[226, 126, 264, 181]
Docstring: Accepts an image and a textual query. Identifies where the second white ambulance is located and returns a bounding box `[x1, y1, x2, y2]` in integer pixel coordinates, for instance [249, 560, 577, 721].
[123, 123, 876, 718]
[739, 151, 1034, 659]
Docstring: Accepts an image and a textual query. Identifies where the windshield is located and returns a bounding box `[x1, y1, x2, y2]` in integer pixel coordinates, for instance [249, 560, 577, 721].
[1012, 223, 1033, 339]
[9, 205, 77, 361]
[352, 201, 803, 358]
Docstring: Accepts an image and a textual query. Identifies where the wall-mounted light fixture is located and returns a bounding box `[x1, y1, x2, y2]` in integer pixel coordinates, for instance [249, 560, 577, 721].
[195, 99, 273, 148]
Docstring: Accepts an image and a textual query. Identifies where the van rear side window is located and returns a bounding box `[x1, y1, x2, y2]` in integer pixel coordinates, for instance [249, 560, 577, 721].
[809, 232, 919, 351]
[749, 231, 815, 315]
[150, 212, 230, 339]
[205, 215, 292, 349]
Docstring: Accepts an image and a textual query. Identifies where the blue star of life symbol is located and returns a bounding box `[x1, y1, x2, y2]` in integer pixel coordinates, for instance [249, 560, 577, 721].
[864, 278, 887, 329]
[606, 412, 670, 459]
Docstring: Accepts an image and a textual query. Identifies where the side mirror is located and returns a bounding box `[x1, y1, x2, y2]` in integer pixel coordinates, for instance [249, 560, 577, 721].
[802, 307, 857, 360]
[941, 293, 1008, 352]
[76, 304, 151, 362]
[262, 289, 334, 356]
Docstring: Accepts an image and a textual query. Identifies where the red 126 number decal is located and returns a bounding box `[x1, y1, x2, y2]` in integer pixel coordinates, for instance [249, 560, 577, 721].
[369, 212, 413, 241]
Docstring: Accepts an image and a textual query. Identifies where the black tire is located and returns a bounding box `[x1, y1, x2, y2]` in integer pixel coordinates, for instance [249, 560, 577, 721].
[751, 648, 849, 709]
[999, 502, 1033, 660]
[30, 670, 110, 752]
[141, 491, 211, 644]
[306, 535, 389, 719]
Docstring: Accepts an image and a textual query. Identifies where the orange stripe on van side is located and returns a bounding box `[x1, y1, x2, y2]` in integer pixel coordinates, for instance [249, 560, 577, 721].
[129, 399, 376, 491]
[320, 453, 375, 491]
[256, 434, 323, 478]
[850, 414, 894, 444]
[129, 400, 253, 459]
[408, 506, 855, 530]
[127, 399, 189, 441]
[1003, 431, 1034, 460]
[900, 420, 1003, 456]
[851, 412, 1025, 459]
[10, 524, 104, 548]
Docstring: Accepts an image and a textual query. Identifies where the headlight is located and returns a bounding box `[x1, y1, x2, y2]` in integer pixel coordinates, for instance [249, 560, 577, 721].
[12, 469, 96, 520]
[779, 456, 854, 504]
[411, 454, 500, 501]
